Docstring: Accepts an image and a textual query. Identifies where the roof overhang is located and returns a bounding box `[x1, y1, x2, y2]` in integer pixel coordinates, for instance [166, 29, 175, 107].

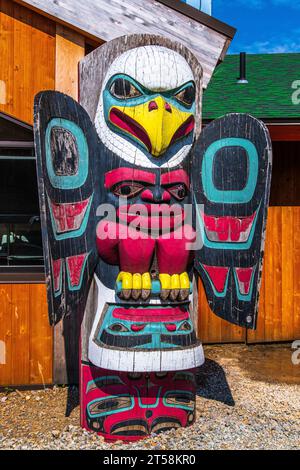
[158, 0, 236, 38]
[13, 0, 236, 88]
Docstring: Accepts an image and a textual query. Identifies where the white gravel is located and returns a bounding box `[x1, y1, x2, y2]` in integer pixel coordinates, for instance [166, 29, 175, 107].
[0, 344, 299, 450]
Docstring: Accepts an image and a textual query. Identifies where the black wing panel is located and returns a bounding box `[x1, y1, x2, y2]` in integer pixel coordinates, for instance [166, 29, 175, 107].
[34, 91, 100, 325]
[192, 113, 272, 329]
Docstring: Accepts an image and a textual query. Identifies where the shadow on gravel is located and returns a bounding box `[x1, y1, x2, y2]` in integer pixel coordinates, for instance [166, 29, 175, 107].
[196, 359, 235, 406]
[65, 386, 79, 417]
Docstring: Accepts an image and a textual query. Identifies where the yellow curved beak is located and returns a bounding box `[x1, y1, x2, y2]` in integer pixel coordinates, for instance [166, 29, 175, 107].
[109, 96, 194, 158]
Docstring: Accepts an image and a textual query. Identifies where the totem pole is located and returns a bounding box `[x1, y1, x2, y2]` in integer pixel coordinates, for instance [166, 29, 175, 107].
[34, 35, 272, 441]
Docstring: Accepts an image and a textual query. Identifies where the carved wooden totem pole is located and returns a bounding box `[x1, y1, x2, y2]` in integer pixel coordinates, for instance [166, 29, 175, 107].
[34, 35, 272, 441]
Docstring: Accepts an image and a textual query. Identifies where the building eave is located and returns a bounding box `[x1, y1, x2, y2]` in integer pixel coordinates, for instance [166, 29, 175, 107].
[13, 0, 236, 88]
[157, 0, 236, 38]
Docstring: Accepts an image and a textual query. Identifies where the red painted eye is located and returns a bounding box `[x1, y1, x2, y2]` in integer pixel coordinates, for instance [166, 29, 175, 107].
[167, 184, 187, 201]
[112, 182, 144, 198]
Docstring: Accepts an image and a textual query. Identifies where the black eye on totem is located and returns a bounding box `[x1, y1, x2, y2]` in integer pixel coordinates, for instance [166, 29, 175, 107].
[174, 85, 195, 107]
[112, 182, 144, 198]
[167, 184, 188, 201]
[179, 321, 192, 331]
[109, 323, 129, 333]
[110, 78, 142, 99]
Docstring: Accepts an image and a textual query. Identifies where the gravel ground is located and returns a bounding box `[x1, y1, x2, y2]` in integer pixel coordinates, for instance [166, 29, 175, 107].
[0, 344, 299, 450]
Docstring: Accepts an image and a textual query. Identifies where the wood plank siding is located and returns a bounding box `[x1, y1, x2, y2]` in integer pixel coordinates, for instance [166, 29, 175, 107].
[55, 24, 85, 99]
[0, 284, 52, 386]
[0, 0, 56, 124]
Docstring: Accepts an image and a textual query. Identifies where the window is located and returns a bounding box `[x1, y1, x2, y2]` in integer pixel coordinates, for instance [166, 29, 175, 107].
[0, 147, 44, 266]
[0, 112, 44, 279]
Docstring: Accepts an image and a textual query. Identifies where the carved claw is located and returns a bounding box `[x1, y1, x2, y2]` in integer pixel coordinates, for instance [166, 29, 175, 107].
[159, 272, 190, 301]
[116, 271, 151, 300]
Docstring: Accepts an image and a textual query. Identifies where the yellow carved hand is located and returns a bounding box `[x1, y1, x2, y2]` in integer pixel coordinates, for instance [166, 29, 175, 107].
[159, 272, 190, 301]
[116, 271, 152, 300]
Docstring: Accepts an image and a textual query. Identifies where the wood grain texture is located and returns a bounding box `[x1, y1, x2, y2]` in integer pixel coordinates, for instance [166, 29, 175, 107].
[247, 207, 300, 343]
[29, 284, 53, 385]
[17, 0, 232, 87]
[0, 285, 12, 385]
[198, 278, 246, 344]
[55, 24, 85, 100]
[0, 284, 52, 386]
[0, 0, 55, 124]
[11, 284, 30, 384]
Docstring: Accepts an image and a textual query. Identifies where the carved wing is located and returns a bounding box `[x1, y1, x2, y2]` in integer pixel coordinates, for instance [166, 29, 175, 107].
[34, 91, 101, 325]
[192, 113, 272, 329]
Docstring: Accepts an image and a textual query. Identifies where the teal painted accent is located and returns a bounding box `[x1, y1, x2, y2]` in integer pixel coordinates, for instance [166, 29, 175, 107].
[163, 390, 195, 411]
[53, 260, 63, 298]
[86, 395, 134, 419]
[66, 251, 90, 292]
[135, 387, 162, 408]
[45, 118, 89, 189]
[202, 138, 259, 204]
[233, 265, 257, 302]
[200, 263, 230, 299]
[102, 75, 196, 152]
[105, 74, 195, 111]
[115, 280, 192, 296]
[194, 195, 261, 251]
[48, 194, 93, 241]
[98, 305, 194, 350]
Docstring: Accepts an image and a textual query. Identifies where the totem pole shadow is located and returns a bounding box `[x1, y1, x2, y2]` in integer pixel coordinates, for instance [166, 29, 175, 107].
[63, 314, 80, 418]
[195, 359, 235, 406]
[65, 385, 79, 417]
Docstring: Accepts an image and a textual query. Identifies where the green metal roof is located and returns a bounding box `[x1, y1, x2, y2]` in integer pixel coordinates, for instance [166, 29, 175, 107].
[203, 53, 300, 121]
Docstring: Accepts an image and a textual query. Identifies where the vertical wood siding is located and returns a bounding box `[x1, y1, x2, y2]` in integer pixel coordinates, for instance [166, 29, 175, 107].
[55, 24, 85, 99]
[0, 284, 52, 386]
[0, 0, 55, 124]
[247, 207, 300, 343]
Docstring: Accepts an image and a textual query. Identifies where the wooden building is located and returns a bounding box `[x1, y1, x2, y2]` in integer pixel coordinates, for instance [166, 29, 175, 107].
[0, 0, 298, 387]
[200, 53, 300, 344]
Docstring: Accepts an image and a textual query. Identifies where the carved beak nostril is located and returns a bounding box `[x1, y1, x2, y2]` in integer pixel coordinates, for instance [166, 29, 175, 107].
[148, 101, 158, 112]
[165, 102, 172, 113]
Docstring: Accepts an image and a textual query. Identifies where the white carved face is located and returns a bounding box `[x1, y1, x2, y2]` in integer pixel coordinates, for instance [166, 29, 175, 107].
[94, 46, 196, 169]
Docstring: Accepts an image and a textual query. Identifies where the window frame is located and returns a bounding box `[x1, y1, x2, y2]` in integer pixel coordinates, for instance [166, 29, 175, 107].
[0, 112, 45, 284]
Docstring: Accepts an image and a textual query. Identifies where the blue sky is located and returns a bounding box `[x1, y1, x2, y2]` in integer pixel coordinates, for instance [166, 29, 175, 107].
[213, 0, 300, 54]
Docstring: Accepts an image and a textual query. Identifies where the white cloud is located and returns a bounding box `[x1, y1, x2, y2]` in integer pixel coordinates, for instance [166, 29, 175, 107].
[215, 0, 300, 9]
[231, 40, 300, 54]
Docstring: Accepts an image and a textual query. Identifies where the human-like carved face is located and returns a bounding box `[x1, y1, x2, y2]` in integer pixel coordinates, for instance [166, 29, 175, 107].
[103, 166, 191, 233]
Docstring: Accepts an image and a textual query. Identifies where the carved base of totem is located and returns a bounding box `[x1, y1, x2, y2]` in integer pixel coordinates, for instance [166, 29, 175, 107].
[80, 364, 197, 441]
